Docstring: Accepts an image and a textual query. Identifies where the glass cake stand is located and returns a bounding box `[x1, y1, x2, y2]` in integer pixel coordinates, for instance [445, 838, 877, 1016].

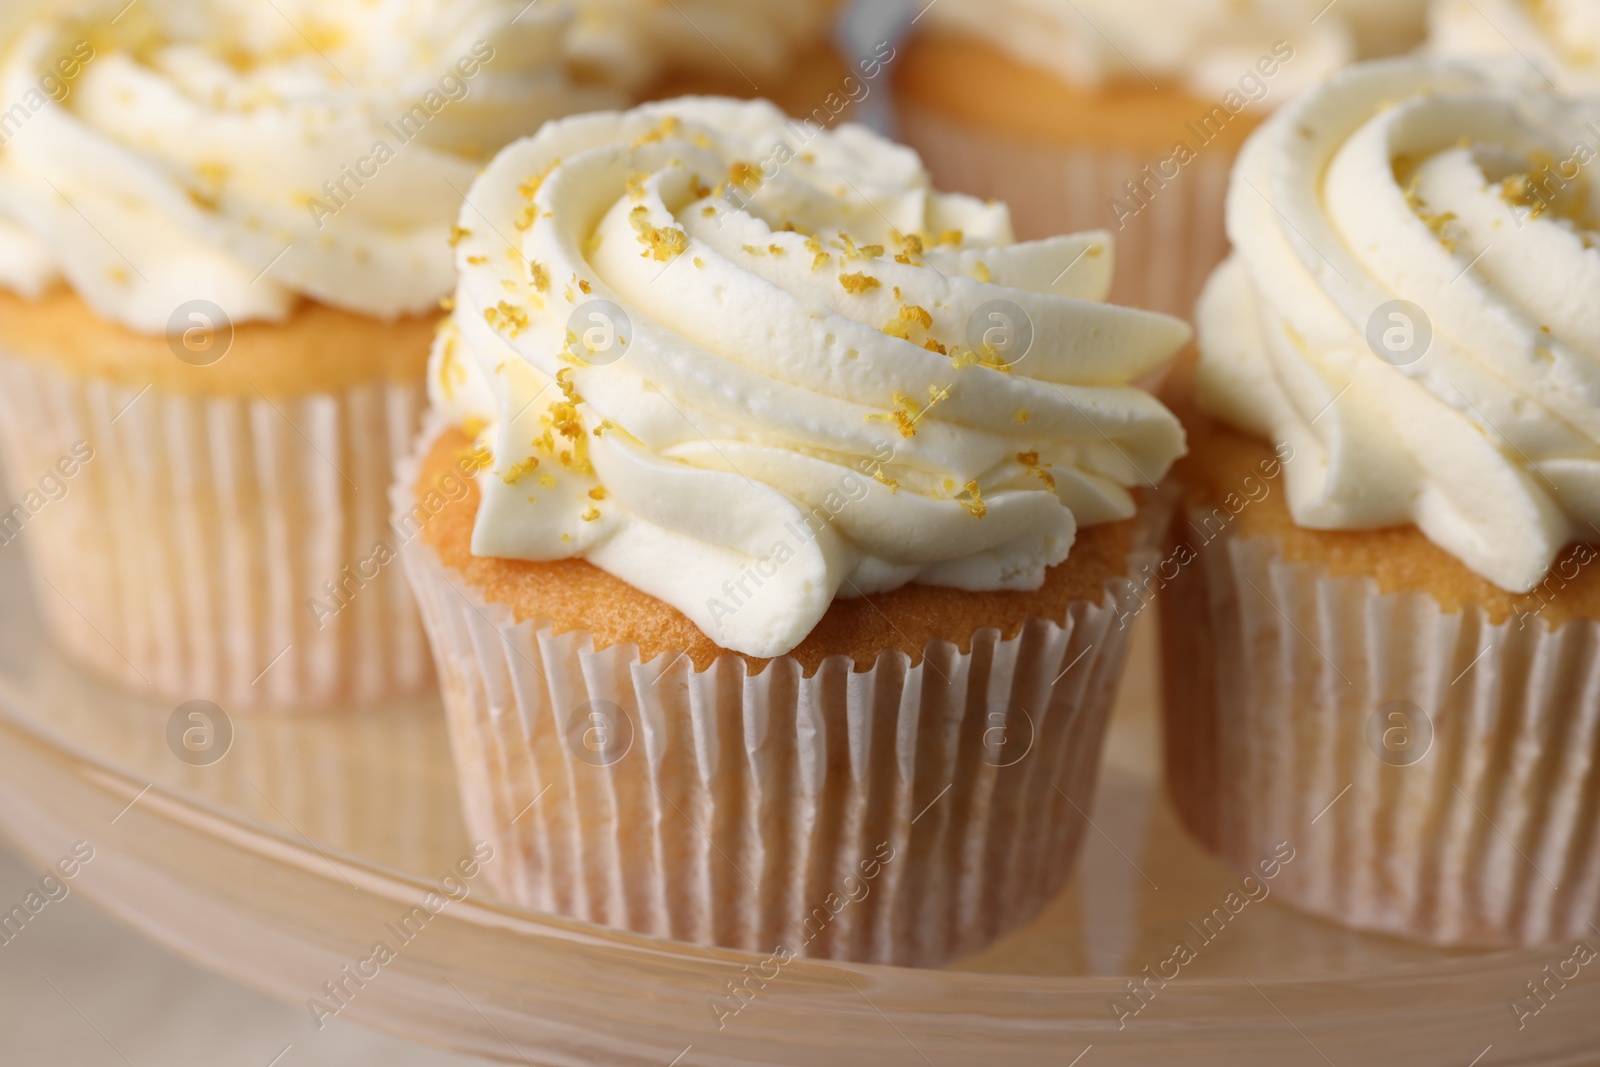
[0, 541, 1590, 1067]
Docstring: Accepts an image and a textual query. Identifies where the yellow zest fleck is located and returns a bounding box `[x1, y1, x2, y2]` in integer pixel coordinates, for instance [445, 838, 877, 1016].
[1016, 410, 1031, 425]
[702, 205, 718, 217]
[839, 272, 881, 294]
[730, 161, 762, 192]
[812, 251, 832, 271]
[958, 480, 987, 518]
[630, 205, 689, 261]
[973, 261, 991, 283]
[519, 161, 558, 201]
[1501, 173, 1540, 215]
[694, 257, 706, 269]
[939, 229, 963, 246]
[439, 295, 455, 312]
[501, 456, 540, 485]
[437, 338, 466, 401]
[550, 402, 583, 442]
[872, 467, 899, 492]
[500, 301, 530, 331]
[449, 225, 471, 247]
[595, 419, 644, 446]
[581, 505, 601, 522]
[626, 172, 649, 201]
[769, 244, 784, 256]
[588, 487, 608, 501]
[868, 384, 950, 438]
[529, 261, 551, 293]
[976, 342, 1013, 373]
[578, 278, 592, 294]
[466, 255, 487, 265]
[1017, 451, 1055, 490]
[631, 115, 681, 148]
[882, 305, 932, 342]
[555, 367, 582, 404]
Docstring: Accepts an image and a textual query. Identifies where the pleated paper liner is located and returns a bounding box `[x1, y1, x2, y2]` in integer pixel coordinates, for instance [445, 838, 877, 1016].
[896, 101, 1234, 321]
[1161, 512, 1600, 947]
[0, 349, 433, 711]
[397, 427, 1162, 967]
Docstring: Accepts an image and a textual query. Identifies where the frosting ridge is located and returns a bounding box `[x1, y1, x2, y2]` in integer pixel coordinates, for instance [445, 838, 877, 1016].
[1197, 58, 1600, 592]
[0, 0, 617, 330]
[432, 98, 1191, 657]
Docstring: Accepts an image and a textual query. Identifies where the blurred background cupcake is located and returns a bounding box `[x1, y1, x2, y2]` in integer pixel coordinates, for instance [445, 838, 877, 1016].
[400, 97, 1192, 965]
[1429, 0, 1600, 92]
[0, 0, 619, 710]
[1163, 57, 1600, 946]
[894, 0, 1428, 317]
[572, 0, 851, 114]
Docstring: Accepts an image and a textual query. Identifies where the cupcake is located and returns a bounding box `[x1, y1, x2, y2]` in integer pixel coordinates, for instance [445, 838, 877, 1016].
[0, 0, 619, 709]
[1430, 0, 1600, 92]
[1164, 57, 1600, 946]
[570, 0, 849, 115]
[894, 0, 1428, 317]
[398, 97, 1191, 964]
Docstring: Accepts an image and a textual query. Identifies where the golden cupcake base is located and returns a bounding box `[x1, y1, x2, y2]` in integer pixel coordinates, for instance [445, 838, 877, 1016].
[0, 289, 438, 709]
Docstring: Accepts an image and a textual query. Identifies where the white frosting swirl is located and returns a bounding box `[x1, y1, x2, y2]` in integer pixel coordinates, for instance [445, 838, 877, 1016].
[568, 0, 840, 93]
[0, 0, 618, 330]
[432, 98, 1191, 657]
[922, 0, 1423, 100]
[1197, 58, 1600, 592]
[1430, 0, 1600, 93]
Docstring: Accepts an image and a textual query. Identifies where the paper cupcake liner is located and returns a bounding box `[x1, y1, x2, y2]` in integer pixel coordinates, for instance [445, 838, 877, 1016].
[0, 349, 432, 711]
[896, 102, 1234, 320]
[1161, 511, 1600, 947]
[397, 428, 1158, 966]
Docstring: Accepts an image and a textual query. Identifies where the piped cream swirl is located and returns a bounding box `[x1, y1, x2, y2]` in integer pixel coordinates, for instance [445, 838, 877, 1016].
[0, 0, 618, 331]
[433, 98, 1191, 657]
[1197, 58, 1600, 592]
